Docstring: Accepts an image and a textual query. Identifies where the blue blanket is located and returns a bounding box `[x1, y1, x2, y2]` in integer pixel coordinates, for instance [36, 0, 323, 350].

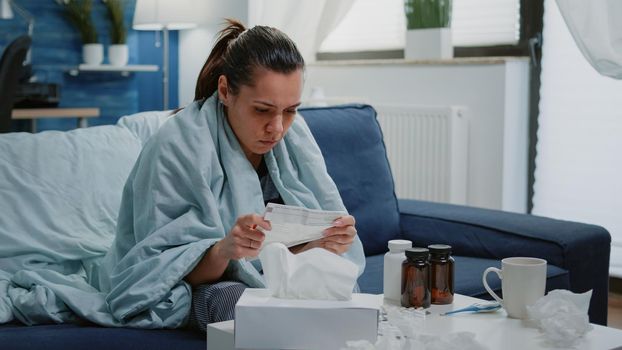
[0, 95, 365, 327]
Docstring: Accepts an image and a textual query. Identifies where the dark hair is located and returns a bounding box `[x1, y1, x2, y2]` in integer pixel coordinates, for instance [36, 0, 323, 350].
[194, 19, 305, 101]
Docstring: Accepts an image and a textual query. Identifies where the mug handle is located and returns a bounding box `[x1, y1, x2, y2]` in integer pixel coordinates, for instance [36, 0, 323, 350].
[482, 267, 504, 305]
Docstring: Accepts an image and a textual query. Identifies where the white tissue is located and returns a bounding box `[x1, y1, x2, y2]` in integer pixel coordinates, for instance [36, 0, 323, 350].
[342, 304, 489, 350]
[343, 327, 488, 350]
[525, 289, 593, 347]
[259, 242, 358, 300]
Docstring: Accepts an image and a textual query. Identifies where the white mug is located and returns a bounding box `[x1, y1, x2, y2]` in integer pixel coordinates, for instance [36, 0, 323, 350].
[482, 257, 547, 319]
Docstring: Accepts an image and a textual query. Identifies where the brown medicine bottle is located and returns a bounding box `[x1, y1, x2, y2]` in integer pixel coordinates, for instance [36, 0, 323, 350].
[428, 244, 455, 304]
[401, 247, 431, 308]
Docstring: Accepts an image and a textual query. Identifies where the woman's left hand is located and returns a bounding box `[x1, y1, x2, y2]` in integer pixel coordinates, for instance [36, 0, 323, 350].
[290, 215, 357, 255]
[321, 215, 357, 254]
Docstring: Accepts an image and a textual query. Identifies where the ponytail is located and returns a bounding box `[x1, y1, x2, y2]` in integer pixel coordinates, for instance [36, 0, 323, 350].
[194, 19, 246, 101]
[194, 18, 305, 101]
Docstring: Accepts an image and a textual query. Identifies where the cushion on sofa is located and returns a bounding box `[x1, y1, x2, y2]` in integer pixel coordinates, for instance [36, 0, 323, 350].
[0, 110, 172, 274]
[300, 105, 401, 256]
[116, 110, 172, 145]
[0, 125, 143, 276]
[358, 255, 570, 299]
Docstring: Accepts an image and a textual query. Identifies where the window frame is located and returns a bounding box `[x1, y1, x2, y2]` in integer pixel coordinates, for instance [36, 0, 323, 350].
[454, 0, 542, 58]
[316, 0, 542, 60]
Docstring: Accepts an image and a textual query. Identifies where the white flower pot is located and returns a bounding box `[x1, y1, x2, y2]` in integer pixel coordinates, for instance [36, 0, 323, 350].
[405, 28, 453, 60]
[82, 43, 104, 65]
[108, 44, 129, 66]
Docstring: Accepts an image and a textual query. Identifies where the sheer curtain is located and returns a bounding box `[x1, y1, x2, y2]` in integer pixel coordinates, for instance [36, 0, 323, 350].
[533, 0, 622, 275]
[248, 0, 354, 62]
[556, 0, 622, 79]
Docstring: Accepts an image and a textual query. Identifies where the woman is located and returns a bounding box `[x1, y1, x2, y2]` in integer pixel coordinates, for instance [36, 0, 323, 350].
[99, 19, 365, 331]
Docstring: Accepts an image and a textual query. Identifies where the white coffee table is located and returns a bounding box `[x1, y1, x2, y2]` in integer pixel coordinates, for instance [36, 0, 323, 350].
[207, 293, 622, 349]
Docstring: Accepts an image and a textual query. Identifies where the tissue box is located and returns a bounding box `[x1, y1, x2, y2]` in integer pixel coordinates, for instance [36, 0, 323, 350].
[206, 320, 235, 350]
[234, 288, 381, 349]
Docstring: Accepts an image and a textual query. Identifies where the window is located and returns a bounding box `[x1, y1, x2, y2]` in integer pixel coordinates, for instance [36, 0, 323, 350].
[318, 0, 521, 55]
[453, 0, 520, 46]
[319, 0, 405, 52]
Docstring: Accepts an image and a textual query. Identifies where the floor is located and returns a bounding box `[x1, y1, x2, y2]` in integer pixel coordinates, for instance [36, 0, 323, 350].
[610, 292, 622, 329]
[609, 278, 622, 329]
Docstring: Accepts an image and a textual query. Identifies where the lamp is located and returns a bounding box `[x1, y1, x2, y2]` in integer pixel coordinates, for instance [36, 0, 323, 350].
[0, 0, 13, 19]
[0, 0, 34, 65]
[133, 0, 205, 110]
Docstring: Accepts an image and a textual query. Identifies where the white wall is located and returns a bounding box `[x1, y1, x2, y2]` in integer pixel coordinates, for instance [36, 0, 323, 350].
[178, 0, 248, 106]
[502, 61, 530, 213]
[535, 0, 622, 276]
[304, 59, 530, 212]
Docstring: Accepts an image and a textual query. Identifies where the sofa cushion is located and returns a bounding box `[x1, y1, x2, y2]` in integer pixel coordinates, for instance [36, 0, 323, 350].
[300, 105, 401, 256]
[0, 125, 143, 273]
[0, 324, 204, 350]
[358, 254, 569, 298]
[116, 110, 172, 145]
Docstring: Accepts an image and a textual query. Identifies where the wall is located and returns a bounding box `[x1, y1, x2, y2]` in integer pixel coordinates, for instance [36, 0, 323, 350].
[0, 0, 175, 131]
[137, 30, 178, 111]
[178, 26, 216, 106]
[178, 0, 248, 105]
[535, 0, 622, 276]
[303, 59, 530, 212]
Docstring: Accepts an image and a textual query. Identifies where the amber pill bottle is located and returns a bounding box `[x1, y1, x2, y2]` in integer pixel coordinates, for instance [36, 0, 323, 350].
[401, 247, 431, 308]
[428, 244, 455, 305]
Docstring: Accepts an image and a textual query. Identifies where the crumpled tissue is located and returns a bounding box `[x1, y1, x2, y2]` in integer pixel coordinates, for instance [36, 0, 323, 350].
[342, 304, 489, 350]
[258, 242, 358, 300]
[525, 289, 593, 347]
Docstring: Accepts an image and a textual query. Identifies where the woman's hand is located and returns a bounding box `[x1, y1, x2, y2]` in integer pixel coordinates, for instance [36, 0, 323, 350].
[290, 215, 357, 255]
[214, 214, 270, 260]
[186, 214, 269, 286]
[321, 215, 357, 254]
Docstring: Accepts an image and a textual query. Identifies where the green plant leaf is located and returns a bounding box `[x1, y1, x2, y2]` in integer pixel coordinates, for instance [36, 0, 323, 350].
[404, 0, 452, 30]
[59, 0, 99, 44]
[103, 0, 127, 44]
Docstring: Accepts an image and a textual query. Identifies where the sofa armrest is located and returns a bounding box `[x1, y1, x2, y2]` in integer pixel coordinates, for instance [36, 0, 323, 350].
[398, 199, 611, 325]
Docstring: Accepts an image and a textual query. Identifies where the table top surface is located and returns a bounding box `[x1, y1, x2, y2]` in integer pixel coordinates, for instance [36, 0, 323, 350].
[208, 293, 622, 350]
[11, 108, 100, 119]
[408, 294, 622, 349]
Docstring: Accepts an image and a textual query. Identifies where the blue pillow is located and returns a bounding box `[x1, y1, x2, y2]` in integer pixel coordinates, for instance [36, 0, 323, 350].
[300, 104, 401, 256]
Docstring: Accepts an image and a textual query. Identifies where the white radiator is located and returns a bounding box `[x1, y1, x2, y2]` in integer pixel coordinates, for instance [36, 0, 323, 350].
[375, 105, 469, 204]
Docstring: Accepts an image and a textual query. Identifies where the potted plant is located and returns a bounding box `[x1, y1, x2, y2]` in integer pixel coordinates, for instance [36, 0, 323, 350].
[57, 0, 102, 65]
[103, 0, 128, 66]
[404, 0, 453, 60]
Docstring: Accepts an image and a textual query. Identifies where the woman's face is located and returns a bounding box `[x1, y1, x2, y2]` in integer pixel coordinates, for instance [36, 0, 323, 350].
[218, 68, 303, 167]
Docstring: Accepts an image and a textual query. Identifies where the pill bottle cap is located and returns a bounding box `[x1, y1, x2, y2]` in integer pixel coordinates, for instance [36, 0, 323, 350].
[405, 247, 429, 260]
[388, 239, 412, 252]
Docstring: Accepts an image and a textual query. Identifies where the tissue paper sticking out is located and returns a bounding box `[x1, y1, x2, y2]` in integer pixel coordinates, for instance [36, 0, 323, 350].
[525, 289, 593, 347]
[259, 242, 358, 300]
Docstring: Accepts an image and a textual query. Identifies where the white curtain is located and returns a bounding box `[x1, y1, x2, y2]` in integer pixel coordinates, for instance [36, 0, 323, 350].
[534, 0, 622, 276]
[556, 0, 622, 79]
[247, 0, 354, 62]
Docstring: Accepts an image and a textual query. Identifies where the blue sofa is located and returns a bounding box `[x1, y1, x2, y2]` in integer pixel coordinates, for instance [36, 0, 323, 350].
[303, 104, 610, 326]
[0, 104, 611, 349]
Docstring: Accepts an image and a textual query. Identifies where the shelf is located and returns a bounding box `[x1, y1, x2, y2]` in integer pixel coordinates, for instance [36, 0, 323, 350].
[68, 64, 159, 77]
[310, 56, 529, 67]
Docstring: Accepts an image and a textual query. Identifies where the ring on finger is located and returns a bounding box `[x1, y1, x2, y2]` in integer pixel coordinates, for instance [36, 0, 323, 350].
[249, 239, 254, 249]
